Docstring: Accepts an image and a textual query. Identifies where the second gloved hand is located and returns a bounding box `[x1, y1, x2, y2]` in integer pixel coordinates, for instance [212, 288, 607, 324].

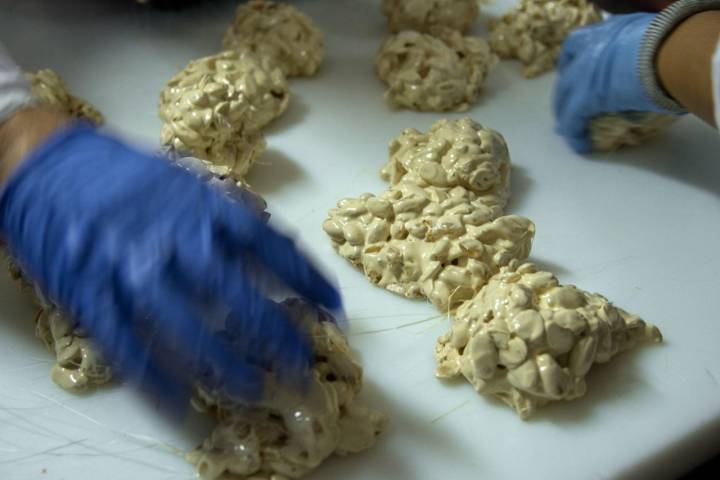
[0, 124, 342, 403]
[553, 13, 683, 153]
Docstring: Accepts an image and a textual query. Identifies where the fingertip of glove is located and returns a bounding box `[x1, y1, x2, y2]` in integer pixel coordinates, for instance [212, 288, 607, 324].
[554, 123, 593, 155]
[569, 135, 593, 155]
[132, 362, 193, 418]
[251, 228, 343, 312]
[317, 282, 342, 311]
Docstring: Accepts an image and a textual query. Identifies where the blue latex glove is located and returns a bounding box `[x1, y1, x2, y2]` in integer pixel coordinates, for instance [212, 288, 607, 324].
[0, 124, 342, 403]
[553, 13, 680, 153]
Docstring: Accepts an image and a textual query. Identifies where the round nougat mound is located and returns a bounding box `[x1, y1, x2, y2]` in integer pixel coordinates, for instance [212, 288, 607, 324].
[381, 0, 479, 34]
[590, 112, 678, 152]
[159, 51, 269, 180]
[222, 0, 324, 77]
[27, 69, 104, 124]
[381, 118, 511, 209]
[489, 0, 601, 78]
[376, 29, 497, 112]
[35, 306, 113, 392]
[435, 262, 662, 419]
[162, 50, 288, 132]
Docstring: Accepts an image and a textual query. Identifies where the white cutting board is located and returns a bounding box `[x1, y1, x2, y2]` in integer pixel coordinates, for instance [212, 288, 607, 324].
[1, 1, 719, 479]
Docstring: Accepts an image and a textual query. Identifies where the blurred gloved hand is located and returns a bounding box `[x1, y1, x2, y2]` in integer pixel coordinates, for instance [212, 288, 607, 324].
[0, 124, 342, 402]
[553, 13, 683, 153]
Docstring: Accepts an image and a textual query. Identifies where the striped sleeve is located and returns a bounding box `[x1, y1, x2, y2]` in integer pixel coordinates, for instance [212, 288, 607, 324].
[0, 43, 32, 122]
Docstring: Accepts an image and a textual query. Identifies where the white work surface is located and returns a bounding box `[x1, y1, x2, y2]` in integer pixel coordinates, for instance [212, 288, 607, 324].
[1, 1, 719, 479]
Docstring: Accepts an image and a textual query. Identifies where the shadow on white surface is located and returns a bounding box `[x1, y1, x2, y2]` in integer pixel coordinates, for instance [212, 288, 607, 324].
[0, 273, 43, 356]
[617, 413, 720, 479]
[527, 257, 571, 277]
[588, 120, 720, 199]
[265, 95, 310, 135]
[479, 60, 516, 104]
[247, 148, 307, 195]
[506, 164, 533, 212]
[537, 347, 660, 424]
[311, 378, 480, 480]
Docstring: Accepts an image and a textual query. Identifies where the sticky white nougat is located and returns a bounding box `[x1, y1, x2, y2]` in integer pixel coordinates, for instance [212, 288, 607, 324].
[26, 68, 104, 124]
[590, 112, 678, 152]
[324, 182, 534, 312]
[223, 0, 324, 77]
[489, 0, 601, 78]
[435, 262, 662, 419]
[380, 0, 480, 34]
[381, 118, 511, 209]
[376, 30, 497, 112]
[158, 51, 275, 180]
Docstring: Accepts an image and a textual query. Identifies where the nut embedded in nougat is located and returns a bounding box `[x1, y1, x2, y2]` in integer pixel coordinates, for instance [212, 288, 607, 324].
[323, 182, 535, 312]
[434, 262, 662, 419]
[380, 0, 480, 34]
[381, 118, 511, 210]
[159, 51, 270, 180]
[1, 251, 112, 393]
[589, 112, 678, 152]
[222, 0, 324, 77]
[188, 298, 387, 480]
[35, 306, 113, 392]
[27, 68, 104, 124]
[376, 29, 497, 112]
[488, 0, 601, 78]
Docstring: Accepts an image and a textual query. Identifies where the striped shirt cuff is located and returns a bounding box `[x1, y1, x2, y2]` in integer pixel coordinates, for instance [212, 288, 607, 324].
[0, 44, 33, 122]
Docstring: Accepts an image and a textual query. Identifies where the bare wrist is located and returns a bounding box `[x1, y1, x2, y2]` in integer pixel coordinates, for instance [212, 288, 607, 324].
[639, 0, 720, 116]
[0, 107, 71, 182]
[656, 10, 720, 125]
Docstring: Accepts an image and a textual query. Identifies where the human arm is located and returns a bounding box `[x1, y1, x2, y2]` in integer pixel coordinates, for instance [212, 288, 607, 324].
[1, 123, 344, 403]
[0, 107, 70, 181]
[553, 0, 720, 153]
[1, 43, 72, 180]
[656, 9, 720, 125]
[1, 45, 342, 404]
